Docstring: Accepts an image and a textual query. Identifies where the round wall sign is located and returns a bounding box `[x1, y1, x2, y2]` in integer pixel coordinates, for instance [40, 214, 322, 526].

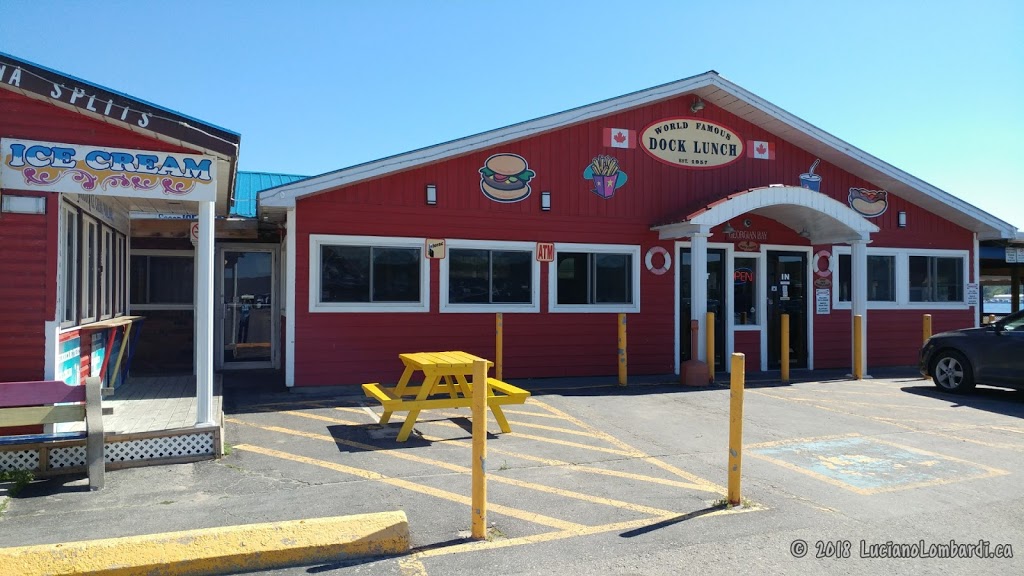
[814, 250, 832, 277]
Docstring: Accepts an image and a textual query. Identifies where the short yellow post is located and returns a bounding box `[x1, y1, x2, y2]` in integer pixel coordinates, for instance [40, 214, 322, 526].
[617, 313, 627, 386]
[922, 313, 932, 344]
[727, 353, 745, 506]
[471, 359, 488, 540]
[853, 314, 863, 380]
[706, 312, 715, 384]
[495, 313, 503, 381]
[780, 313, 790, 383]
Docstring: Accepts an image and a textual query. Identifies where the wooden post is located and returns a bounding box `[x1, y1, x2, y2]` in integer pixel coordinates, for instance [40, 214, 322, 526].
[495, 313, 503, 381]
[781, 313, 790, 383]
[706, 312, 715, 384]
[727, 353, 745, 506]
[84, 376, 105, 490]
[923, 314, 932, 344]
[471, 360, 488, 540]
[617, 313, 627, 386]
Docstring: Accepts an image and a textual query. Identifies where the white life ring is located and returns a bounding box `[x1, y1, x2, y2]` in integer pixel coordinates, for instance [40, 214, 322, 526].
[645, 246, 671, 275]
[814, 250, 832, 277]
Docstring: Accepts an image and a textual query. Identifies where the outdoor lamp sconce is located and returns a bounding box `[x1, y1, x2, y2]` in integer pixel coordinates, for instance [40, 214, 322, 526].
[898, 211, 907, 228]
[541, 191, 551, 211]
[690, 97, 705, 113]
[426, 184, 437, 206]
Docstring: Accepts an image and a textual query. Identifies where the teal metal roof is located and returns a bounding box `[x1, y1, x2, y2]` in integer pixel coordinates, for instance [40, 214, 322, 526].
[232, 171, 308, 217]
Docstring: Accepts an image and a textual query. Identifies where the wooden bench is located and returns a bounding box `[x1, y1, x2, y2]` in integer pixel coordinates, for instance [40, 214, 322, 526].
[0, 376, 105, 490]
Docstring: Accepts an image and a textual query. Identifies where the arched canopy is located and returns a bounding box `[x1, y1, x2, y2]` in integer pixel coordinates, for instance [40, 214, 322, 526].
[652, 185, 879, 244]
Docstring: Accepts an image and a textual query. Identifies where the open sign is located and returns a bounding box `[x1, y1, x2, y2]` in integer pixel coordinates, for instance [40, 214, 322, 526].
[734, 267, 754, 285]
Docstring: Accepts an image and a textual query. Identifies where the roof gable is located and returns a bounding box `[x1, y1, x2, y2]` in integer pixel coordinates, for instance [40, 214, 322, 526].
[259, 71, 1015, 240]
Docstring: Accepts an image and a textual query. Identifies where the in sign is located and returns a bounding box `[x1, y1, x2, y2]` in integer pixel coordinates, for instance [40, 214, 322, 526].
[537, 242, 554, 262]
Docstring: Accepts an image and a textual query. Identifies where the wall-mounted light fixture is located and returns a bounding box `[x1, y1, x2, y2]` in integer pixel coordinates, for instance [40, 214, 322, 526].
[425, 184, 437, 206]
[898, 211, 907, 228]
[540, 191, 551, 211]
[690, 97, 705, 113]
[721, 220, 735, 235]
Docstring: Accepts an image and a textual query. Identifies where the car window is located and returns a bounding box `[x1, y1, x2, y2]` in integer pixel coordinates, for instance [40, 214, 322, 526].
[1003, 315, 1024, 332]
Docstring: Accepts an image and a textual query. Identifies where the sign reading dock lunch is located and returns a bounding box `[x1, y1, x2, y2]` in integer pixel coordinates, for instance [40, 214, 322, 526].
[640, 118, 743, 169]
[0, 138, 217, 202]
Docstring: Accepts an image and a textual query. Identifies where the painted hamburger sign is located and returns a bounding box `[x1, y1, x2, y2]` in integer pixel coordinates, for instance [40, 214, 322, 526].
[640, 118, 743, 169]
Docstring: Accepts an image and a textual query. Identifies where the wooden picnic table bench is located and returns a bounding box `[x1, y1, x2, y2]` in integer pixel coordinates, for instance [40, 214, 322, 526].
[362, 351, 530, 442]
[0, 376, 105, 490]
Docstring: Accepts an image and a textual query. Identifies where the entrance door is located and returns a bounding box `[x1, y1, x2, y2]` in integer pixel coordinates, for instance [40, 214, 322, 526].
[767, 251, 808, 369]
[680, 248, 727, 367]
[218, 248, 276, 369]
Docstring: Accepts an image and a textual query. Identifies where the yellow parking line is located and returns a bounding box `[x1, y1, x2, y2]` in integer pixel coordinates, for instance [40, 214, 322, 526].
[499, 408, 572, 420]
[234, 415, 679, 518]
[747, 433, 862, 449]
[233, 443, 585, 531]
[747, 390, 919, 432]
[504, 432, 637, 457]
[420, 432, 714, 492]
[990, 426, 1024, 435]
[283, 410, 365, 426]
[399, 556, 429, 576]
[531, 400, 726, 495]
[916, 430, 1024, 451]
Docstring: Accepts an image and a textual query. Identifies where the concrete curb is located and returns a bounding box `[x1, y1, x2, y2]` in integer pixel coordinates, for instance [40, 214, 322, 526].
[0, 510, 409, 576]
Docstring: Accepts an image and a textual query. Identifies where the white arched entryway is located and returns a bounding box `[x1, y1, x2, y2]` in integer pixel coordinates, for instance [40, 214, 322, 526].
[653, 185, 880, 376]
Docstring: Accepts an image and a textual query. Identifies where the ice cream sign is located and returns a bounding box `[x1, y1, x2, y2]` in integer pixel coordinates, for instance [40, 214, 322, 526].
[0, 138, 217, 202]
[640, 118, 743, 169]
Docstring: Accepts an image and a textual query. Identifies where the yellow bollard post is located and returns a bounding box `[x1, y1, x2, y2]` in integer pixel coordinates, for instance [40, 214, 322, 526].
[853, 314, 863, 380]
[780, 313, 790, 383]
[727, 353, 745, 506]
[923, 313, 932, 344]
[495, 313, 503, 382]
[706, 312, 715, 384]
[471, 359, 488, 540]
[617, 313, 627, 386]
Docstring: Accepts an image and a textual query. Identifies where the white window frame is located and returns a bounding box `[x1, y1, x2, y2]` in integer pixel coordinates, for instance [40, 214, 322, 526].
[732, 252, 764, 331]
[80, 214, 99, 324]
[440, 239, 540, 313]
[549, 243, 641, 314]
[309, 234, 430, 313]
[129, 249, 197, 311]
[831, 246, 969, 310]
[99, 226, 114, 320]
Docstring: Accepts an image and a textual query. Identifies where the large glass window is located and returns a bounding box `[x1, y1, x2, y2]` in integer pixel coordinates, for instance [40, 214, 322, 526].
[553, 246, 639, 312]
[81, 216, 99, 323]
[130, 254, 195, 306]
[449, 249, 531, 304]
[60, 204, 78, 327]
[910, 255, 964, 303]
[310, 235, 427, 312]
[734, 257, 758, 325]
[838, 254, 896, 302]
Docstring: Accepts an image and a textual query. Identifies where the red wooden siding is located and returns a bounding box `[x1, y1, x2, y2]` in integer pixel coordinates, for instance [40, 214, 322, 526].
[290, 91, 977, 385]
[0, 88, 196, 384]
[733, 331, 761, 374]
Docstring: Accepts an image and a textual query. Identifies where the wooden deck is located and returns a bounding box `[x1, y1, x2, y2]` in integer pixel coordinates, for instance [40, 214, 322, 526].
[66, 374, 223, 435]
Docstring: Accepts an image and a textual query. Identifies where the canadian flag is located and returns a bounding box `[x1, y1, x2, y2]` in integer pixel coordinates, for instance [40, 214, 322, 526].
[603, 128, 636, 149]
[747, 141, 775, 160]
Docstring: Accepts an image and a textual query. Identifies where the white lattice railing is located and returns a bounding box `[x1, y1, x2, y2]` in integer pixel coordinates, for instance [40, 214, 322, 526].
[0, 426, 220, 475]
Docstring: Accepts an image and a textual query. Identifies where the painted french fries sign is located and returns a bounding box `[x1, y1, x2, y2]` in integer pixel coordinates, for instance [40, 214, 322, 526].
[0, 138, 217, 201]
[640, 118, 743, 169]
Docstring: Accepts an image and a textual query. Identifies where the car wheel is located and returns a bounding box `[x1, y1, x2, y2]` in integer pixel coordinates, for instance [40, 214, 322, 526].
[931, 350, 976, 394]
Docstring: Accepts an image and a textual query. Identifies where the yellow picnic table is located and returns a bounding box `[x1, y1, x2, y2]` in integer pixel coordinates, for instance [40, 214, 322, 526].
[361, 351, 530, 442]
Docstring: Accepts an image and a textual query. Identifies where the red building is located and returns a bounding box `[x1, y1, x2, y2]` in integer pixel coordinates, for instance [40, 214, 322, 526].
[0, 52, 240, 435]
[259, 71, 1017, 388]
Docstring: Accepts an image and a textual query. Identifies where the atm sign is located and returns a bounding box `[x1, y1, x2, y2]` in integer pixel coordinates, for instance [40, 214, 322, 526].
[734, 268, 754, 285]
[537, 242, 555, 262]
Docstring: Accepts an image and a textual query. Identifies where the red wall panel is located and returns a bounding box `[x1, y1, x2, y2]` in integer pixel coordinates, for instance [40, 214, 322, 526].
[291, 92, 977, 386]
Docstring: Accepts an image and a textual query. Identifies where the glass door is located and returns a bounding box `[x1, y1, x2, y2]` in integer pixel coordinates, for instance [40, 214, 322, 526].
[767, 251, 808, 369]
[219, 249, 275, 368]
[680, 248, 727, 367]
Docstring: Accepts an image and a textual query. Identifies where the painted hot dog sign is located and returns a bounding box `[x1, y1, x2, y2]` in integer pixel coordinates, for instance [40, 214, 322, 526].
[0, 138, 217, 202]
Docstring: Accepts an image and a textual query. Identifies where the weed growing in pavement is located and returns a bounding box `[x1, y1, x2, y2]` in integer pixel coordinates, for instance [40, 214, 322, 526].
[712, 497, 756, 509]
[0, 469, 34, 496]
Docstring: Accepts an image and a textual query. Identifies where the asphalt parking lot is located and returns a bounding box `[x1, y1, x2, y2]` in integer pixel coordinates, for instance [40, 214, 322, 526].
[2, 372, 1022, 575]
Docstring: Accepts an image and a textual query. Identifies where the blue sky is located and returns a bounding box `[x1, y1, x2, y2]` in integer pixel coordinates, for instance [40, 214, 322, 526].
[2, 1, 1022, 227]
